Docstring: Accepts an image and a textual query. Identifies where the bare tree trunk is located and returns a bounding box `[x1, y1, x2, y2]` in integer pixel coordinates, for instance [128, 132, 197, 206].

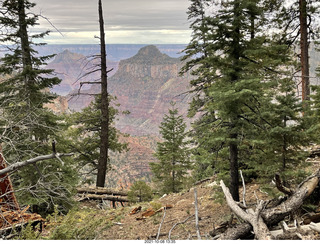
[96, 0, 109, 187]
[299, 0, 310, 101]
[219, 169, 320, 239]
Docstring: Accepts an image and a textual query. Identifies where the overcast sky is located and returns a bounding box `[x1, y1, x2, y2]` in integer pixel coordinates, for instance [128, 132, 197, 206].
[33, 0, 192, 44]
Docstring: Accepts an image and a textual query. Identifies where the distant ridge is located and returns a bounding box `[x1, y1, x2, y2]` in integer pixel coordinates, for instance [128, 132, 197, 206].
[123, 45, 180, 65]
[36, 44, 186, 62]
[50, 49, 85, 64]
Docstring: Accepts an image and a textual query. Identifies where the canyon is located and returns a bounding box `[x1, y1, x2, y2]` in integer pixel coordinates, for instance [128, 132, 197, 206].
[45, 44, 192, 187]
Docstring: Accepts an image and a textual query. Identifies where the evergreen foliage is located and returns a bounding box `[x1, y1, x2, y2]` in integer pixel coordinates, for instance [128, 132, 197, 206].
[127, 181, 153, 202]
[0, 0, 77, 213]
[67, 95, 128, 185]
[182, 0, 312, 199]
[150, 102, 191, 194]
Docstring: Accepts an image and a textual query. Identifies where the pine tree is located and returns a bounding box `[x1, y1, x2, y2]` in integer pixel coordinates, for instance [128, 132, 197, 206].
[127, 181, 153, 203]
[67, 95, 128, 185]
[0, 0, 77, 213]
[150, 102, 191, 194]
[182, 0, 310, 200]
[275, 0, 320, 101]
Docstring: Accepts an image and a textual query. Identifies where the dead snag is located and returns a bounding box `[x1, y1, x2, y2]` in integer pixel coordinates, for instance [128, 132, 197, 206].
[219, 169, 320, 240]
[262, 169, 320, 226]
[220, 180, 272, 240]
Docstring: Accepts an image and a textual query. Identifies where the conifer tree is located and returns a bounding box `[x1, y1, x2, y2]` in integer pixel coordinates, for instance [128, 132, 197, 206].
[0, 0, 77, 213]
[275, 0, 320, 101]
[182, 0, 309, 200]
[67, 95, 128, 185]
[150, 102, 191, 194]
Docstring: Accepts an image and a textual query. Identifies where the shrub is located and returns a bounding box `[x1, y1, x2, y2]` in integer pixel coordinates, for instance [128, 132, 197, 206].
[127, 181, 153, 202]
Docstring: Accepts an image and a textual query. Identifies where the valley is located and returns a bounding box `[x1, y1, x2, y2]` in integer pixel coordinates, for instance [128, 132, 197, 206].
[45, 44, 192, 187]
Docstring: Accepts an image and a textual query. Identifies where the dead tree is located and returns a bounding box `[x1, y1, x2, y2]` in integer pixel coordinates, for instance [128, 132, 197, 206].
[96, 0, 109, 188]
[219, 169, 320, 240]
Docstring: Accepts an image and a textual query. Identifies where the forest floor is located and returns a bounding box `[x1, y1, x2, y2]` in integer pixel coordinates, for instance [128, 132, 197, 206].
[39, 179, 277, 240]
[37, 155, 320, 240]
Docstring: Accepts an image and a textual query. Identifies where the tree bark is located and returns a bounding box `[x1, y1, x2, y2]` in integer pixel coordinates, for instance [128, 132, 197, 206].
[299, 0, 310, 101]
[220, 180, 272, 240]
[96, 0, 109, 187]
[17, 0, 32, 71]
[77, 187, 128, 196]
[229, 133, 240, 201]
[219, 169, 320, 239]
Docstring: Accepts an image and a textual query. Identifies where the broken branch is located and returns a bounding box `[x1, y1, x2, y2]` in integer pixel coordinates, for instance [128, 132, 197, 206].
[0, 153, 74, 176]
[194, 188, 201, 240]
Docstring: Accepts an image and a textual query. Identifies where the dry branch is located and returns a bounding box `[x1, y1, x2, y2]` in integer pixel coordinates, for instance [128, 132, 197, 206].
[77, 187, 128, 196]
[78, 194, 128, 202]
[262, 169, 320, 225]
[275, 173, 294, 195]
[0, 153, 73, 176]
[219, 169, 320, 240]
[239, 170, 246, 207]
[194, 188, 201, 240]
[156, 207, 166, 241]
[168, 215, 195, 240]
[220, 180, 272, 240]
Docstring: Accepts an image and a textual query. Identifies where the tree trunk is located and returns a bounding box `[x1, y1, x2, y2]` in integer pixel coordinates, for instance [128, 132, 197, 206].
[228, 1, 241, 202]
[299, 0, 310, 101]
[17, 0, 32, 70]
[96, 0, 109, 187]
[229, 133, 240, 201]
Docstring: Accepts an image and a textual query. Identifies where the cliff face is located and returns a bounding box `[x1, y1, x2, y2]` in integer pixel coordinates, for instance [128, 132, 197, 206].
[47, 45, 192, 185]
[68, 45, 192, 136]
[103, 45, 192, 136]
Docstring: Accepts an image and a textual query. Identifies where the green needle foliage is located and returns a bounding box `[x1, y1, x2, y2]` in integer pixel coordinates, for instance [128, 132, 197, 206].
[67, 95, 128, 185]
[0, 0, 77, 213]
[183, 0, 313, 199]
[150, 102, 192, 194]
[128, 181, 153, 203]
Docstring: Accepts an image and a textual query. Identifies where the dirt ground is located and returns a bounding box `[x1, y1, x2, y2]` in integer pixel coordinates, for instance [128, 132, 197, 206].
[97, 179, 270, 240]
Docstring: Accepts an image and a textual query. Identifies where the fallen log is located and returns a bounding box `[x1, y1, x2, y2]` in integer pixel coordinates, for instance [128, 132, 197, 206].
[219, 169, 320, 240]
[262, 169, 320, 225]
[129, 206, 142, 215]
[77, 187, 128, 196]
[220, 180, 272, 240]
[78, 194, 129, 203]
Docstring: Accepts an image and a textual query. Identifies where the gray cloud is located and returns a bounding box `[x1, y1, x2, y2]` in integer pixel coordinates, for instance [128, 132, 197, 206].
[33, 0, 191, 43]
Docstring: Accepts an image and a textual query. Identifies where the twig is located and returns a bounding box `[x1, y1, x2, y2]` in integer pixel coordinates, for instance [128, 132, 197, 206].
[194, 188, 201, 240]
[239, 170, 246, 208]
[168, 214, 195, 240]
[156, 207, 167, 241]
